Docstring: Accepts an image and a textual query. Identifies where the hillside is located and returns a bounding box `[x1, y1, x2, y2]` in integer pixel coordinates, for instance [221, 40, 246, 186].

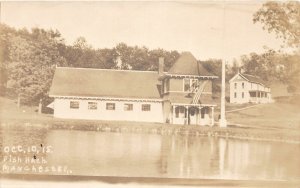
[227, 102, 300, 130]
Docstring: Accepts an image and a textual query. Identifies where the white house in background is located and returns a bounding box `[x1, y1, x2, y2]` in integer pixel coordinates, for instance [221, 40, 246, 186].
[229, 72, 272, 104]
[49, 52, 218, 126]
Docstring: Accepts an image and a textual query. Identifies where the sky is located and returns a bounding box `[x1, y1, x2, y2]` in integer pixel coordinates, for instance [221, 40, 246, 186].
[1, 1, 286, 61]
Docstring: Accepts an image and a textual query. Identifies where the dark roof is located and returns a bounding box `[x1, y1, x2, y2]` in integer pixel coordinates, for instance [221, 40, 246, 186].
[167, 52, 214, 76]
[49, 67, 162, 99]
[241, 73, 268, 87]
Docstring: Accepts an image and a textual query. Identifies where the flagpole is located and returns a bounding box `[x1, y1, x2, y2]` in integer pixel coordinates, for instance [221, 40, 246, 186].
[219, 1, 227, 128]
[220, 60, 227, 128]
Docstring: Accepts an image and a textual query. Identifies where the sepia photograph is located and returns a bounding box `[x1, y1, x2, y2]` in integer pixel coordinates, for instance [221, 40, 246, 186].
[0, 1, 299, 187]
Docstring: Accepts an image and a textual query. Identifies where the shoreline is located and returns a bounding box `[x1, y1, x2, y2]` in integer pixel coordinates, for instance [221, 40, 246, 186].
[1, 173, 300, 187]
[1, 118, 300, 144]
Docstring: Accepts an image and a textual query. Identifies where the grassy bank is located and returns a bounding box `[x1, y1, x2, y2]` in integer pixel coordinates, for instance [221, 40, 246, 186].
[226, 103, 300, 130]
[1, 97, 300, 143]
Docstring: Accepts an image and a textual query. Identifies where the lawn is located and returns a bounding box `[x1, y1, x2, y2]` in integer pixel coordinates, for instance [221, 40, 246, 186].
[226, 102, 300, 130]
[0, 96, 52, 122]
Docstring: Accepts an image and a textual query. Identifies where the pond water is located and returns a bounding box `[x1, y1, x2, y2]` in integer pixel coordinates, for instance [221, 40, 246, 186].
[1, 126, 299, 181]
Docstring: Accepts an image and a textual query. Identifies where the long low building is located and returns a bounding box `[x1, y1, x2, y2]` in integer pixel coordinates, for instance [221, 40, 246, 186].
[229, 72, 272, 104]
[49, 52, 218, 126]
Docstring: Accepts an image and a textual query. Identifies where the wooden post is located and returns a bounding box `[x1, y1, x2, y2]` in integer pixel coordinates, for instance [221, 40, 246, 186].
[17, 93, 21, 108]
[38, 99, 42, 114]
[199, 107, 202, 126]
[256, 91, 258, 103]
[172, 105, 175, 124]
[186, 106, 189, 125]
[211, 106, 214, 127]
[197, 106, 200, 125]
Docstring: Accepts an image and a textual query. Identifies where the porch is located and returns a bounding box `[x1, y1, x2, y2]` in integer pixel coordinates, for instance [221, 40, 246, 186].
[170, 104, 215, 126]
[249, 90, 271, 103]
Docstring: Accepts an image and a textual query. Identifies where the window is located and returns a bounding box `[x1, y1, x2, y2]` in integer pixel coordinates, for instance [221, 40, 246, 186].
[242, 82, 245, 89]
[184, 78, 190, 92]
[70, 101, 79, 109]
[106, 103, 115, 110]
[124, 103, 133, 111]
[184, 78, 199, 92]
[142, 104, 151, 111]
[242, 92, 244, 98]
[234, 83, 237, 89]
[175, 106, 185, 118]
[88, 102, 97, 110]
[234, 92, 237, 98]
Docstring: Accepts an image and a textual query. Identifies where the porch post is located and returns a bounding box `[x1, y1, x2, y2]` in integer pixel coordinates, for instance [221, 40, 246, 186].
[256, 91, 258, 103]
[186, 106, 189, 125]
[211, 106, 214, 127]
[172, 105, 175, 124]
[199, 106, 202, 126]
[196, 105, 200, 125]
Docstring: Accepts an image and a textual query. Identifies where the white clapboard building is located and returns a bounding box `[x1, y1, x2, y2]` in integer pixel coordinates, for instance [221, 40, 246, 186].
[49, 52, 218, 125]
[229, 72, 272, 104]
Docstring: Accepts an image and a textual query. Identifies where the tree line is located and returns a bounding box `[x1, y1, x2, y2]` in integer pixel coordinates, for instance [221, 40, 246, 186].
[0, 24, 181, 105]
[0, 1, 299, 106]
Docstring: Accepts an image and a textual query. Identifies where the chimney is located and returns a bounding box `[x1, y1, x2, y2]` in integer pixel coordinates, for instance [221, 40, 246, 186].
[158, 57, 164, 76]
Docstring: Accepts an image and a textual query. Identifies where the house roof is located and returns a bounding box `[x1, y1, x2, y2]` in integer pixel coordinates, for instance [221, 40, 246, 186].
[49, 67, 162, 99]
[242, 73, 268, 86]
[167, 52, 214, 76]
[230, 72, 269, 87]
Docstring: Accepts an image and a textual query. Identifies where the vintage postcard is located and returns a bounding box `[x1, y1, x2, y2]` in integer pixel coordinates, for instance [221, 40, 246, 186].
[0, 1, 299, 188]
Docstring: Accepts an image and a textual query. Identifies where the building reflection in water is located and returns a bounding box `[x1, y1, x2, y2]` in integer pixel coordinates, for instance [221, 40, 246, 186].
[159, 135, 225, 179]
[158, 134, 300, 180]
[1, 126, 300, 180]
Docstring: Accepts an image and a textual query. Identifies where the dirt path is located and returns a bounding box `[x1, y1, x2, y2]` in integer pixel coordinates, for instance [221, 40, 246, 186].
[226, 104, 263, 113]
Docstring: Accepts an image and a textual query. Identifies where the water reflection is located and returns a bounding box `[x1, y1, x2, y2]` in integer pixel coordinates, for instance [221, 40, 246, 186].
[1, 126, 299, 180]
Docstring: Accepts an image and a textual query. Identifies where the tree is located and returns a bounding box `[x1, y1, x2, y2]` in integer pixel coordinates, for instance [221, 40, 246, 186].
[240, 49, 300, 94]
[148, 49, 180, 71]
[114, 43, 180, 71]
[114, 43, 134, 70]
[253, 1, 300, 47]
[200, 59, 223, 94]
[0, 24, 13, 95]
[94, 48, 118, 69]
[280, 53, 300, 94]
[227, 58, 240, 78]
[240, 49, 280, 81]
[5, 27, 67, 104]
[1, 24, 181, 105]
[73, 36, 91, 50]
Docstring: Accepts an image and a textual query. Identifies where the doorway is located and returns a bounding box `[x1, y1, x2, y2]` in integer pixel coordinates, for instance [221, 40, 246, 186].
[188, 107, 199, 125]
